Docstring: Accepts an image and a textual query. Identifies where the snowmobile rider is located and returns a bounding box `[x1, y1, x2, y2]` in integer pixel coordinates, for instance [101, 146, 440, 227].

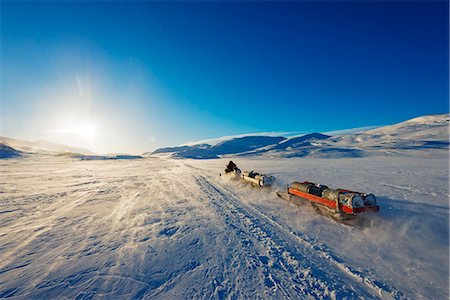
[225, 161, 238, 173]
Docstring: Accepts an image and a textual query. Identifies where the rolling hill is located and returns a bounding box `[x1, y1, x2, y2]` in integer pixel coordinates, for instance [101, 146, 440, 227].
[151, 113, 449, 159]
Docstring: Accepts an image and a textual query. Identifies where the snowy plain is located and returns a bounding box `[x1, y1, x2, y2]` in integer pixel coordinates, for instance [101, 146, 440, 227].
[0, 153, 448, 299]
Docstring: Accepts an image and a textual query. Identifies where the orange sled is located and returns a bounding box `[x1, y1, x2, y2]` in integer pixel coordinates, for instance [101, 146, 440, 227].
[277, 181, 379, 221]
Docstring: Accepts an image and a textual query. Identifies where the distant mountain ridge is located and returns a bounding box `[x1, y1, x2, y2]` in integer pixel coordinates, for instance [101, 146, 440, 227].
[152, 136, 285, 159]
[0, 136, 94, 155]
[0, 143, 22, 159]
[151, 113, 449, 159]
[1, 113, 448, 160]
[0, 136, 143, 160]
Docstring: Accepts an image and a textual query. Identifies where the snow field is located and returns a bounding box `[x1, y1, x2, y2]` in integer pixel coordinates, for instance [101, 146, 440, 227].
[0, 154, 448, 299]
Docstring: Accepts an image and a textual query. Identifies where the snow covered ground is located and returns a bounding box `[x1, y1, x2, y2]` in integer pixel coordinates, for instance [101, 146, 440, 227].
[0, 154, 448, 299]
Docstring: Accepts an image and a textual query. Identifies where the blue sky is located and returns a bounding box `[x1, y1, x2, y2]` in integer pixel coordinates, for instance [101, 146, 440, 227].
[1, 1, 448, 153]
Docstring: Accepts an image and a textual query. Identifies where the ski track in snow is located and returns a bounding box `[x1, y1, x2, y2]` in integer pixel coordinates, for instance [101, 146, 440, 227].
[0, 156, 448, 299]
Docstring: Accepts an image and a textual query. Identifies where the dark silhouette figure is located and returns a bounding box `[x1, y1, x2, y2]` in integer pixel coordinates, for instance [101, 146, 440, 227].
[225, 161, 238, 173]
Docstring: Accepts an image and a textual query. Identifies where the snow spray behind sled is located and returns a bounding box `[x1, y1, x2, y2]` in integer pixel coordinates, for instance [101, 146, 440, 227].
[221, 161, 275, 187]
[277, 181, 379, 221]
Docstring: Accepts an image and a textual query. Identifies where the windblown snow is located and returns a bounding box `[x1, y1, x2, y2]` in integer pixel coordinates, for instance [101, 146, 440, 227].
[1, 153, 448, 299]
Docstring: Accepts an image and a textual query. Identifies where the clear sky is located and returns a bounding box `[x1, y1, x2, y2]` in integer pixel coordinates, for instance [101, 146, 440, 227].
[1, 1, 448, 154]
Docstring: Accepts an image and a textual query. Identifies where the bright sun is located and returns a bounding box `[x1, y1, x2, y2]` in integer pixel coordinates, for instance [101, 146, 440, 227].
[76, 123, 98, 140]
[52, 122, 99, 141]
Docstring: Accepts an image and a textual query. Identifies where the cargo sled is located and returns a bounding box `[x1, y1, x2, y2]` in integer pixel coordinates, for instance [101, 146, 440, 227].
[220, 161, 275, 187]
[277, 181, 379, 221]
[240, 170, 275, 187]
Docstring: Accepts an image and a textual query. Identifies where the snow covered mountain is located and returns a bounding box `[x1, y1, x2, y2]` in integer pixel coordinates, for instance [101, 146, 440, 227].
[0, 137, 145, 160]
[151, 113, 449, 159]
[0, 137, 147, 161]
[0, 136, 94, 155]
[238, 133, 335, 157]
[0, 143, 22, 159]
[152, 136, 285, 159]
[330, 113, 449, 151]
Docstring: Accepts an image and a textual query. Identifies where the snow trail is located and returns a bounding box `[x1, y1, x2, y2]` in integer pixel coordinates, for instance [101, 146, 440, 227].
[194, 173, 404, 299]
[0, 156, 447, 299]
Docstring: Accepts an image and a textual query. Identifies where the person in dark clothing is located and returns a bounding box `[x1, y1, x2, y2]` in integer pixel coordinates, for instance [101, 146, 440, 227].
[225, 160, 238, 173]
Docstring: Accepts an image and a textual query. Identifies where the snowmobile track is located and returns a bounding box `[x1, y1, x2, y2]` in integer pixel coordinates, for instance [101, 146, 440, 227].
[214, 185, 404, 299]
[194, 172, 405, 300]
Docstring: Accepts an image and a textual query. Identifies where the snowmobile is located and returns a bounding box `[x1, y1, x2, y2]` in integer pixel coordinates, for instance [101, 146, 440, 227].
[277, 181, 379, 222]
[220, 161, 275, 187]
[220, 161, 242, 179]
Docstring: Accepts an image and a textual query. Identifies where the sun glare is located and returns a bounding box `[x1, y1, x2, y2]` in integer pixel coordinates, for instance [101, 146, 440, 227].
[51, 122, 99, 141]
[76, 123, 98, 140]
